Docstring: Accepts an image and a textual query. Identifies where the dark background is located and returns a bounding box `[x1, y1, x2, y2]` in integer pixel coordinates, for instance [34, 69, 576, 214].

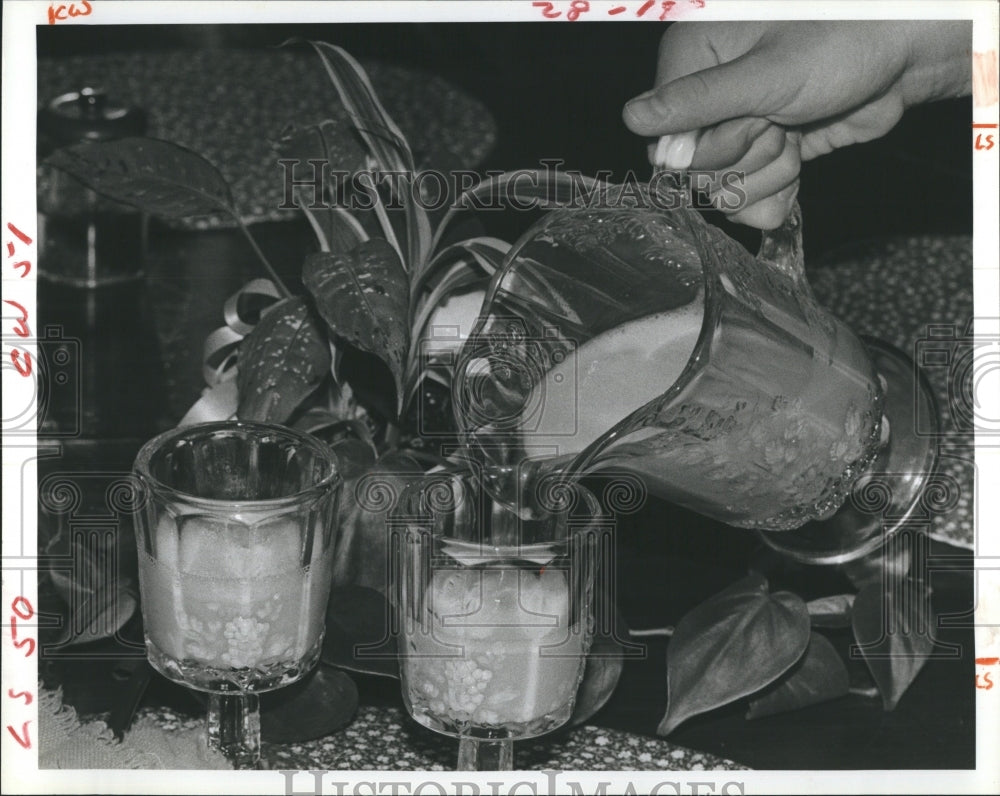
[37, 21, 973, 258]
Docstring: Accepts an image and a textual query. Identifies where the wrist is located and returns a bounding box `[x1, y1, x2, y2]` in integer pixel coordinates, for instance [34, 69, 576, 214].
[901, 21, 972, 107]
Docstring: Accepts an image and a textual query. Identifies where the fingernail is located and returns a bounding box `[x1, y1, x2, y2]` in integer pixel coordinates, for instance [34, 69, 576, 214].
[630, 88, 656, 103]
[653, 131, 697, 170]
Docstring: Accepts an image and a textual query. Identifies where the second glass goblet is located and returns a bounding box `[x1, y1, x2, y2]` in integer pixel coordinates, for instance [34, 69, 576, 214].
[132, 420, 342, 769]
[396, 468, 601, 770]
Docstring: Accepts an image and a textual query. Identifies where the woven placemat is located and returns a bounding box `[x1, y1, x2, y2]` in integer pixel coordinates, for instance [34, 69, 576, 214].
[37, 49, 497, 230]
[809, 235, 975, 549]
[132, 703, 747, 772]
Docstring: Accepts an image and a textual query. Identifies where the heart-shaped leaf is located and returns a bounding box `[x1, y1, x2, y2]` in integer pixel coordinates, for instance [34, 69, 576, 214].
[658, 573, 810, 736]
[52, 584, 138, 647]
[45, 137, 236, 220]
[746, 632, 850, 719]
[236, 297, 331, 423]
[851, 578, 935, 710]
[330, 449, 425, 593]
[323, 585, 399, 679]
[304, 239, 409, 416]
[807, 594, 856, 629]
[261, 665, 358, 743]
[568, 606, 629, 726]
[107, 659, 153, 740]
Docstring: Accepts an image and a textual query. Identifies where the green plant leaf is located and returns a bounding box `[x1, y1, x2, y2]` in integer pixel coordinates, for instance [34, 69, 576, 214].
[413, 237, 508, 304]
[45, 137, 236, 220]
[236, 297, 331, 424]
[272, 118, 367, 176]
[304, 239, 410, 416]
[746, 632, 850, 719]
[261, 666, 359, 743]
[305, 40, 432, 273]
[322, 584, 399, 679]
[429, 169, 605, 258]
[569, 606, 629, 727]
[53, 583, 138, 648]
[807, 594, 856, 629]
[331, 448, 425, 593]
[658, 573, 811, 735]
[851, 578, 936, 710]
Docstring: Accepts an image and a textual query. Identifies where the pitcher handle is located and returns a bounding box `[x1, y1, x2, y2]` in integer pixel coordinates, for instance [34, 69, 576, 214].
[756, 198, 805, 282]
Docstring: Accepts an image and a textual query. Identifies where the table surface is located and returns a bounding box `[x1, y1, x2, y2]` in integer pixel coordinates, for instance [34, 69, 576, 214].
[34, 219, 978, 772]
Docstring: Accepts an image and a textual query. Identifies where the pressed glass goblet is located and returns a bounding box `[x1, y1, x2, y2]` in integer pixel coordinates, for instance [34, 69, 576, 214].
[132, 420, 342, 769]
[395, 468, 601, 770]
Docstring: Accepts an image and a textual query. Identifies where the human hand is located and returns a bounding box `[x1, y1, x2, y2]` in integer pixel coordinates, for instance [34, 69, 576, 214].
[623, 21, 971, 228]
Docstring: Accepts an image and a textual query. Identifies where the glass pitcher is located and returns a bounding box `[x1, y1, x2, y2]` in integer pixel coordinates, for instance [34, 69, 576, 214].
[452, 184, 938, 564]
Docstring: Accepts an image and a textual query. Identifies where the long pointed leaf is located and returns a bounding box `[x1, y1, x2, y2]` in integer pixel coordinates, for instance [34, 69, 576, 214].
[851, 579, 936, 710]
[45, 137, 236, 220]
[307, 40, 432, 271]
[412, 236, 508, 313]
[304, 239, 410, 416]
[271, 118, 367, 175]
[429, 170, 607, 260]
[236, 297, 332, 423]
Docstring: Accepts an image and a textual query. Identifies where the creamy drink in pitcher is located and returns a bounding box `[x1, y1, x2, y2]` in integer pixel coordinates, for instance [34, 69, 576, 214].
[521, 295, 704, 458]
[515, 288, 882, 530]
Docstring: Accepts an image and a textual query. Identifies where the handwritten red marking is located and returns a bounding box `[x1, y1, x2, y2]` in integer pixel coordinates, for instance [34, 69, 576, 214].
[533, 1, 561, 18]
[6, 722, 32, 750]
[4, 300, 30, 338]
[976, 657, 999, 665]
[636, 0, 655, 15]
[12, 636, 36, 658]
[10, 261, 30, 277]
[977, 672, 995, 690]
[608, 5, 627, 14]
[7, 690, 33, 706]
[975, 133, 996, 151]
[658, 1, 677, 19]
[971, 123, 999, 128]
[566, 0, 590, 21]
[11, 597, 34, 620]
[689, 0, 706, 7]
[6, 223, 32, 247]
[48, 0, 93, 24]
[10, 349, 32, 378]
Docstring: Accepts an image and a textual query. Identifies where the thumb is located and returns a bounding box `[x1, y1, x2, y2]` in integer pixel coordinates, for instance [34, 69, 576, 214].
[624, 50, 782, 136]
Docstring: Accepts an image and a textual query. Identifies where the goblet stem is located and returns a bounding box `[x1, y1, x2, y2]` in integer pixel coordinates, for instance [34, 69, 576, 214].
[457, 737, 514, 771]
[207, 692, 262, 769]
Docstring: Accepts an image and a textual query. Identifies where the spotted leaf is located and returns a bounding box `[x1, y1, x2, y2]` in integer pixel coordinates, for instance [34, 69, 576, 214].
[303, 239, 409, 416]
[236, 297, 331, 423]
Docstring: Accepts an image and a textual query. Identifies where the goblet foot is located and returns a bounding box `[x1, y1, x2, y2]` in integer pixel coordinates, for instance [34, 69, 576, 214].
[758, 338, 939, 565]
[457, 732, 514, 771]
[207, 692, 262, 770]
